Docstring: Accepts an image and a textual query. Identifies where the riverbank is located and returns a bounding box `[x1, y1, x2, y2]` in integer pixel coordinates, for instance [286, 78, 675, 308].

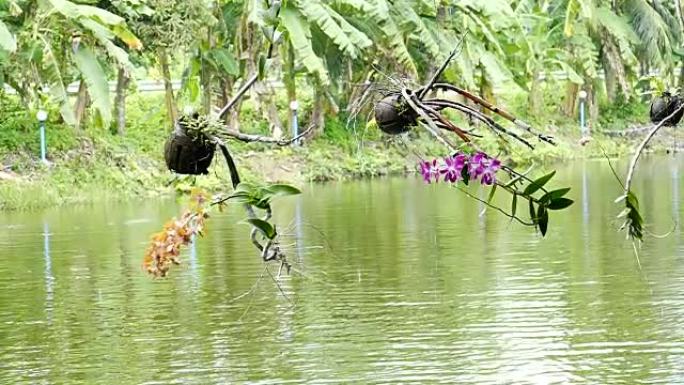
[0, 93, 677, 211]
[0, 128, 670, 211]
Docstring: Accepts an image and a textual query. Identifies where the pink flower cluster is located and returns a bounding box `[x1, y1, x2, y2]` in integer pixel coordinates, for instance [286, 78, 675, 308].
[419, 152, 501, 186]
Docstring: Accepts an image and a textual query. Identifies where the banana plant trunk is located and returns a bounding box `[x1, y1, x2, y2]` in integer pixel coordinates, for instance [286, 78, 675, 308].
[114, 68, 130, 136]
[563, 82, 579, 117]
[73, 79, 89, 133]
[600, 30, 629, 102]
[675, 0, 684, 89]
[158, 50, 178, 126]
[310, 80, 326, 138]
[528, 68, 543, 115]
[283, 42, 297, 136]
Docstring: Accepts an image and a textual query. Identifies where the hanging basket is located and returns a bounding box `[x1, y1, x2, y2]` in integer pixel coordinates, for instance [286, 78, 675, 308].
[374, 94, 418, 135]
[164, 116, 215, 175]
[650, 92, 684, 127]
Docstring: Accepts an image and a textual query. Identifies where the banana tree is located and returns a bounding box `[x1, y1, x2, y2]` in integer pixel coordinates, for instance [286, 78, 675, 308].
[0, 0, 140, 130]
[123, 0, 215, 126]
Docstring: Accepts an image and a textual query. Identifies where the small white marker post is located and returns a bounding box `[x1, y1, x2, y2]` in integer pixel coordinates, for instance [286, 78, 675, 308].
[37, 110, 48, 164]
[290, 100, 299, 146]
[578, 90, 588, 137]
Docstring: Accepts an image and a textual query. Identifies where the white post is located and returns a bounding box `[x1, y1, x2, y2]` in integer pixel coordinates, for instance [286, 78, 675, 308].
[37, 110, 48, 163]
[290, 100, 299, 146]
[578, 91, 588, 137]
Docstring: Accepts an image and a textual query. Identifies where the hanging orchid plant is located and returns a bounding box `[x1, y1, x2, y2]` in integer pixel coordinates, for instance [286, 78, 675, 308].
[374, 42, 574, 236]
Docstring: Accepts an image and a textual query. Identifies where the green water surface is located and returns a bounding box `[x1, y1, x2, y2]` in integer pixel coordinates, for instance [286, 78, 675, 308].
[1, 157, 684, 384]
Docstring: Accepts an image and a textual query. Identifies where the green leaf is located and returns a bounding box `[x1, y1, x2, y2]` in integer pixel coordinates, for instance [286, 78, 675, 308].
[246, 218, 277, 239]
[511, 192, 518, 217]
[209, 48, 239, 75]
[486, 184, 497, 204]
[267, 184, 302, 196]
[537, 205, 549, 237]
[73, 46, 112, 127]
[523, 171, 556, 196]
[255, 197, 271, 210]
[529, 199, 536, 224]
[540, 188, 571, 204]
[280, 5, 330, 85]
[0, 20, 16, 53]
[296, 1, 370, 58]
[258, 55, 267, 81]
[461, 166, 470, 186]
[548, 198, 574, 210]
[225, 190, 252, 203]
[626, 191, 640, 211]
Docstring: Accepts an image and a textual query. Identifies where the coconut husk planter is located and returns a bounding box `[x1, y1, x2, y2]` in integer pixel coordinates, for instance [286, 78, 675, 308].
[650, 92, 684, 127]
[164, 114, 215, 175]
[374, 94, 418, 135]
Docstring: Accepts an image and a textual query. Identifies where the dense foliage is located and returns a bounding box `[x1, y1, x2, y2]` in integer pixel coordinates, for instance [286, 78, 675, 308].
[1, 0, 684, 137]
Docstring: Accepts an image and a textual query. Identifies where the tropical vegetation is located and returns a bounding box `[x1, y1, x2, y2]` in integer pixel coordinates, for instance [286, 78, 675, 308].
[1, 0, 683, 137]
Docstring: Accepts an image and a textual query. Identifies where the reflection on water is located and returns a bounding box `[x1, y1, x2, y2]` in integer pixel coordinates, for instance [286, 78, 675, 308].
[2, 157, 684, 384]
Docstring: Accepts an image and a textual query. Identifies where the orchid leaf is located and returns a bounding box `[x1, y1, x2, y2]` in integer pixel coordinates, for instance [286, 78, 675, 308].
[548, 198, 574, 210]
[246, 218, 277, 239]
[523, 171, 556, 196]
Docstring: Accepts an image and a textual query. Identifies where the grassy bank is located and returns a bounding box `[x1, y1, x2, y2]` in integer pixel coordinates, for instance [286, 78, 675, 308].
[0, 90, 673, 211]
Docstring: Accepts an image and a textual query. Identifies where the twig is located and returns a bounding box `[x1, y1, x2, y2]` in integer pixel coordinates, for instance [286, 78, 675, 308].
[401, 88, 458, 152]
[417, 33, 468, 100]
[425, 99, 535, 149]
[217, 1, 282, 120]
[236, 266, 268, 321]
[596, 142, 625, 190]
[216, 124, 314, 145]
[412, 98, 472, 142]
[455, 186, 535, 227]
[421, 83, 555, 146]
[624, 104, 684, 194]
[265, 265, 295, 306]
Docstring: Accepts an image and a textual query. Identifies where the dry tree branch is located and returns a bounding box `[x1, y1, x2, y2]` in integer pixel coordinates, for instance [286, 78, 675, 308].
[425, 99, 535, 149]
[216, 124, 314, 145]
[421, 83, 555, 146]
[401, 88, 458, 151]
[624, 104, 684, 194]
[417, 32, 468, 100]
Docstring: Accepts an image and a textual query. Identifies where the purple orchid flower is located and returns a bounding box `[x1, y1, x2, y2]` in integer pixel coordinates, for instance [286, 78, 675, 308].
[419, 159, 439, 184]
[440, 154, 467, 183]
[468, 152, 487, 181]
[480, 157, 501, 185]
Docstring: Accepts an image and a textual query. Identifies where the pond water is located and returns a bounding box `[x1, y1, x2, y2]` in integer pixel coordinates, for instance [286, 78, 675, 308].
[2, 157, 684, 384]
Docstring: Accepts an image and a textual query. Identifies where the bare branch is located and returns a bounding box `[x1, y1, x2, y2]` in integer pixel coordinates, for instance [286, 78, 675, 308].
[625, 104, 684, 194]
[417, 33, 468, 100]
[425, 99, 535, 150]
[421, 83, 555, 146]
[401, 88, 458, 151]
[215, 124, 314, 145]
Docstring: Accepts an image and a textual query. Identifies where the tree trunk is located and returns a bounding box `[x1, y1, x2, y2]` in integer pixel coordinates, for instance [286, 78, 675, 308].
[255, 82, 283, 139]
[159, 50, 178, 126]
[113, 67, 130, 136]
[675, 0, 684, 89]
[73, 79, 89, 133]
[586, 79, 599, 128]
[310, 81, 326, 138]
[528, 68, 543, 115]
[201, 30, 215, 115]
[283, 42, 297, 137]
[600, 30, 629, 103]
[563, 82, 579, 117]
